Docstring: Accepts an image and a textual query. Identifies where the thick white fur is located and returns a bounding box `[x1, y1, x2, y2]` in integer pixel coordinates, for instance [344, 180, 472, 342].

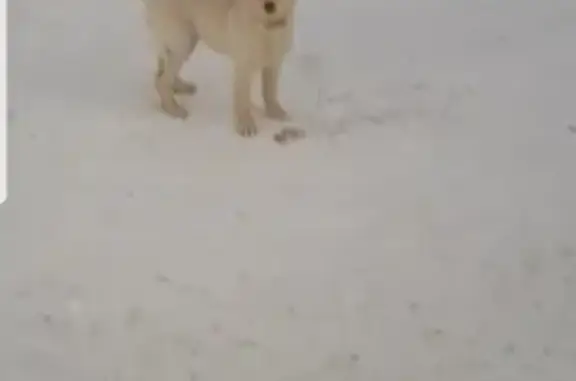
[142, 0, 296, 137]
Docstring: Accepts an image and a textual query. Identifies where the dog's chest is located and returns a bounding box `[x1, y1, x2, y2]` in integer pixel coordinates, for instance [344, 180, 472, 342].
[238, 26, 292, 67]
[190, 2, 293, 67]
[259, 28, 290, 64]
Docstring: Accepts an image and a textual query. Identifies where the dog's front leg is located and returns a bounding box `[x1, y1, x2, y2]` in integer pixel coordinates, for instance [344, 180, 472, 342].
[233, 64, 257, 137]
[262, 65, 288, 120]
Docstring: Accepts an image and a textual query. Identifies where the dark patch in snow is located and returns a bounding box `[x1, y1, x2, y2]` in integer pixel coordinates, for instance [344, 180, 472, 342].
[287, 305, 297, 317]
[41, 313, 53, 324]
[125, 306, 143, 327]
[503, 342, 516, 355]
[211, 321, 222, 334]
[349, 353, 360, 363]
[156, 273, 171, 284]
[412, 82, 428, 91]
[274, 127, 306, 145]
[324, 352, 362, 371]
[408, 302, 420, 314]
[532, 300, 543, 311]
[568, 125, 576, 134]
[423, 327, 446, 343]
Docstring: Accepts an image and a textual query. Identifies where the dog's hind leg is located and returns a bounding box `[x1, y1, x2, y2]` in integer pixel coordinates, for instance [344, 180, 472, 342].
[155, 47, 190, 119]
[171, 34, 198, 94]
[149, 17, 198, 119]
[156, 50, 197, 95]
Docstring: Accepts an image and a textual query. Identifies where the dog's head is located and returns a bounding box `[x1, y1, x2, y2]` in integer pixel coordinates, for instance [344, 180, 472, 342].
[244, 0, 296, 28]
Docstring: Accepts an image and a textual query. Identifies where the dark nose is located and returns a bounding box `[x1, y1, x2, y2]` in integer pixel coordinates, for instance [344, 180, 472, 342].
[264, 1, 276, 14]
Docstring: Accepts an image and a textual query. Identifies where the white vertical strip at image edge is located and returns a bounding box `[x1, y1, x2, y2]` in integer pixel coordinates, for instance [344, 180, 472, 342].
[0, 0, 6, 204]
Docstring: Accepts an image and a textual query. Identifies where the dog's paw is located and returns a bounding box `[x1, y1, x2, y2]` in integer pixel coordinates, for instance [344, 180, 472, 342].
[173, 80, 197, 94]
[161, 101, 189, 119]
[265, 103, 289, 121]
[235, 116, 258, 137]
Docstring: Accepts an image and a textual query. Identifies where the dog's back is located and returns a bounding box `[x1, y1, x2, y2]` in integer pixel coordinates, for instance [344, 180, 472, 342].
[143, 0, 237, 55]
[143, 0, 295, 60]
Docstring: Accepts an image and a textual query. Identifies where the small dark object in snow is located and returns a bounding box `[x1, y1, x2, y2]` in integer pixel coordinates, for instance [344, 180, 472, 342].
[274, 127, 306, 144]
[409, 302, 420, 314]
[156, 273, 171, 283]
[349, 353, 360, 363]
[423, 327, 445, 343]
[126, 307, 143, 327]
[503, 342, 516, 355]
[211, 322, 222, 334]
[568, 125, 576, 134]
[532, 300, 543, 311]
[42, 313, 52, 324]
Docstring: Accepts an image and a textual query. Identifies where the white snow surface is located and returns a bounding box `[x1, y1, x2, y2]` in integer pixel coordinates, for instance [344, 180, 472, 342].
[3, 0, 576, 380]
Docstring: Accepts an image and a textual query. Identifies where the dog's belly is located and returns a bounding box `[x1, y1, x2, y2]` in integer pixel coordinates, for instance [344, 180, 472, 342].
[193, 27, 291, 68]
[260, 28, 292, 66]
[194, 21, 230, 55]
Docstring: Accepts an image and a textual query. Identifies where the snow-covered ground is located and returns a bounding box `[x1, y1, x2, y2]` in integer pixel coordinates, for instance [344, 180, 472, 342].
[3, 0, 576, 379]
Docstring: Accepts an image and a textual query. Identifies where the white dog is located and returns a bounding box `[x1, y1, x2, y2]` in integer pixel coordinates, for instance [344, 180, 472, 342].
[142, 0, 297, 137]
